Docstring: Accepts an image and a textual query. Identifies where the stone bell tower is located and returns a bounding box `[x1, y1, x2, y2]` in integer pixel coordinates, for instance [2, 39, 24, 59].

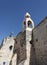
[22, 12, 34, 65]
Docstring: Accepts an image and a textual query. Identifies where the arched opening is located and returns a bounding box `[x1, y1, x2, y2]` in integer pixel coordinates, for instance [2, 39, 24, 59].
[28, 20, 32, 28]
[3, 62, 5, 65]
[23, 21, 26, 30]
[30, 40, 32, 44]
[9, 45, 13, 50]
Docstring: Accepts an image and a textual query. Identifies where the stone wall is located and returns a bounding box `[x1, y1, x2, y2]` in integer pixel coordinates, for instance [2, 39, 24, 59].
[0, 37, 15, 65]
[32, 17, 47, 65]
[14, 31, 26, 65]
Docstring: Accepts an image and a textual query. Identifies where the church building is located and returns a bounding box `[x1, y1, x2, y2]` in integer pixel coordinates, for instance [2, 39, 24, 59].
[0, 13, 47, 65]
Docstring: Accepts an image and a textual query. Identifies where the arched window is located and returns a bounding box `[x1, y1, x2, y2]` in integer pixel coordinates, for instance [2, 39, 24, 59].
[28, 20, 32, 28]
[3, 62, 5, 65]
[9, 45, 13, 50]
[24, 21, 26, 28]
[30, 40, 32, 44]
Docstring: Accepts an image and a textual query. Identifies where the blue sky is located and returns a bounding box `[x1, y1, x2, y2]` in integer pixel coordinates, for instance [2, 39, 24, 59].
[0, 0, 47, 44]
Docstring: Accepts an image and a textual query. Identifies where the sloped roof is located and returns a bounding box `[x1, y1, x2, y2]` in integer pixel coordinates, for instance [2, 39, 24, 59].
[33, 16, 47, 30]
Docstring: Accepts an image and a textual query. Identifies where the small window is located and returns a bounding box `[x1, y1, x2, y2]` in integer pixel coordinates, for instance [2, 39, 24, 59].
[30, 40, 32, 44]
[3, 62, 5, 65]
[36, 38, 38, 42]
[9, 45, 13, 50]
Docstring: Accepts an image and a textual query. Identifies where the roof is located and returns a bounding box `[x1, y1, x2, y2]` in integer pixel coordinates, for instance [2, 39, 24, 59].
[33, 16, 47, 30]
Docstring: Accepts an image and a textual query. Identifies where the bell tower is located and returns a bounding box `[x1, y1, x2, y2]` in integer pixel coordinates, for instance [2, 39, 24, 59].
[22, 12, 34, 65]
[22, 12, 34, 32]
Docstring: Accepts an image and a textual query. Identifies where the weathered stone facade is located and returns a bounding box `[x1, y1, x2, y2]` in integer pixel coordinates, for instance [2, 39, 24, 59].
[0, 37, 17, 65]
[31, 17, 47, 65]
[0, 13, 47, 65]
[14, 31, 26, 64]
